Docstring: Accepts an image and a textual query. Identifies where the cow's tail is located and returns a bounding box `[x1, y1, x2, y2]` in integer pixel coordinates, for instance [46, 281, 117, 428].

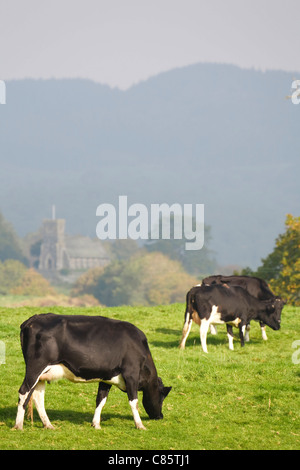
[179, 291, 193, 349]
[27, 396, 33, 424]
[19, 314, 40, 357]
[20, 315, 38, 424]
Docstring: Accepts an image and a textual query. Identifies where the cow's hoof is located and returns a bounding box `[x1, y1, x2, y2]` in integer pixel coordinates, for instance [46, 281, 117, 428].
[12, 424, 23, 431]
[92, 423, 101, 430]
[44, 424, 55, 430]
[136, 423, 146, 430]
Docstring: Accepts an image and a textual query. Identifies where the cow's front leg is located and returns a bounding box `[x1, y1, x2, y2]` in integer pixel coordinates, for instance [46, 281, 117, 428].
[226, 324, 234, 350]
[124, 375, 146, 430]
[245, 323, 251, 342]
[92, 382, 111, 429]
[260, 322, 268, 340]
[129, 398, 146, 430]
[239, 323, 246, 347]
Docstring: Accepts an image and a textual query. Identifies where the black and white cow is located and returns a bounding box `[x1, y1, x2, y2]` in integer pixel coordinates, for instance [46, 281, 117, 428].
[14, 313, 171, 431]
[179, 284, 283, 353]
[202, 275, 285, 340]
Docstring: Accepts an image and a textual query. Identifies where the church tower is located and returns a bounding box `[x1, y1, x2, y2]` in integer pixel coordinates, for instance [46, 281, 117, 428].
[38, 219, 68, 271]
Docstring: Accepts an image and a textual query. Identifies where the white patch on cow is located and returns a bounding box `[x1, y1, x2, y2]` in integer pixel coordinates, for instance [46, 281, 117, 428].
[228, 317, 242, 328]
[209, 305, 222, 324]
[14, 367, 55, 430]
[39, 364, 126, 391]
[14, 391, 29, 430]
[39, 364, 70, 382]
[180, 309, 220, 350]
[105, 374, 127, 391]
[199, 305, 242, 353]
[129, 399, 146, 430]
[261, 326, 268, 341]
[210, 324, 218, 335]
[199, 318, 210, 353]
[92, 396, 107, 430]
[179, 312, 192, 349]
[199, 306, 223, 352]
[227, 331, 234, 350]
[32, 381, 54, 429]
[245, 325, 250, 342]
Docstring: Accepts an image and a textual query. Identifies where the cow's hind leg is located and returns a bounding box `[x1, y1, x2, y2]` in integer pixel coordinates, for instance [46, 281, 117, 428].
[14, 363, 51, 430]
[210, 324, 218, 335]
[32, 381, 54, 429]
[14, 381, 34, 430]
[92, 382, 111, 429]
[179, 312, 192, 349]
[200, 318, 210, 353]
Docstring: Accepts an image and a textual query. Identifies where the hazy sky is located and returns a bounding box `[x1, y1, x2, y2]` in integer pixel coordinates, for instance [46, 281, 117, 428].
[1, 0, 300, 89]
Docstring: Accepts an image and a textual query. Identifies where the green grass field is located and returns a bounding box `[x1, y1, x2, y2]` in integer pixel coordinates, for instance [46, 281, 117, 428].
[0, 303, 299, 450]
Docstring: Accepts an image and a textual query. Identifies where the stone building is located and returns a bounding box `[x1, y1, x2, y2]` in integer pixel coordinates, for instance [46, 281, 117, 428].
[38, 219, 110, 274]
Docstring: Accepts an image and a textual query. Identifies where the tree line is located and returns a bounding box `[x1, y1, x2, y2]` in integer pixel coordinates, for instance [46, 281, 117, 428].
[0, 211, 299, 305]
[72, 214, 300, 306]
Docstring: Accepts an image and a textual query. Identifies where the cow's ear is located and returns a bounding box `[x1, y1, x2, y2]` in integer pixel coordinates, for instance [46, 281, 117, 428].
[163, 386, 172, 398]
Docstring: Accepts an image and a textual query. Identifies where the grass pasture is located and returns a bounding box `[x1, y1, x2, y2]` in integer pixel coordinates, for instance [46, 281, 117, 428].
[0, 303, 299, 450]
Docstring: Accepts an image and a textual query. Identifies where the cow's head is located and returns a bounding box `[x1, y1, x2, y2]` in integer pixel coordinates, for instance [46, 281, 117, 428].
[142, 377, 171, 420]
[264, 297, 286, 330]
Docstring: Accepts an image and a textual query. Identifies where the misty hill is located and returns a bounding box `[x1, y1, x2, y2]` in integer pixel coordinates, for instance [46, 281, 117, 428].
[0, 63, 299, 268]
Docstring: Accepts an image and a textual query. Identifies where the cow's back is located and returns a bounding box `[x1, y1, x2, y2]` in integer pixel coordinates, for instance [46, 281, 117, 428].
[202, 275, 275, 300]
[192, 284, 255, 312]
[20, 313, 152, 378]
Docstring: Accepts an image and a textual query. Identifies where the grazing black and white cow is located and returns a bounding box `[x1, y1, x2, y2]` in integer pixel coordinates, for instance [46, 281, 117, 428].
[179, 284, 283, 353]
[202, 275, 285, 340]
[14, 313, 171, 431]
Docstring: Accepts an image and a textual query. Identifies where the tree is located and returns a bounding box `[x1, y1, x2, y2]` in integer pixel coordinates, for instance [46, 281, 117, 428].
[11, 268, 55, 296]
[255, 214, 300, 305]
[109, 239, 141, 261]
[76, 252, 198, 307]
[94, 260, 140, 306]
[0, 260, 27, 294]
[0, 212, 27, 264]
[71, 266, 105, 296]
[145, 216, 216, 276]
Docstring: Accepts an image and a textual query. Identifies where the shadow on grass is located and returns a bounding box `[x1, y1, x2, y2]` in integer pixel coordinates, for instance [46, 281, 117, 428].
[152, 326, 262, 350]
[151, 327, 183, 348]
[1, 406, 141, 429]
[152, 326, 230, 348]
